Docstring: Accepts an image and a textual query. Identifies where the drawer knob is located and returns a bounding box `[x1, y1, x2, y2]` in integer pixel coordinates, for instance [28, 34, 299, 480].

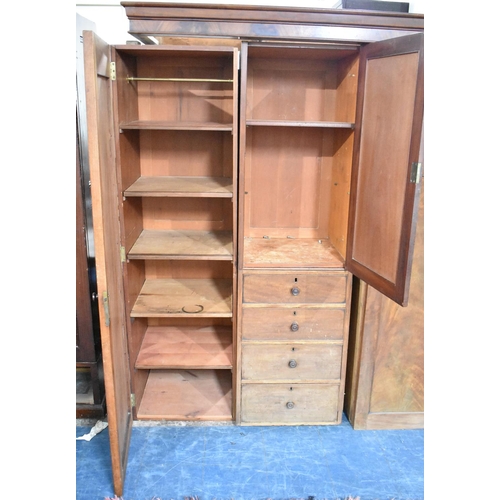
[291, 286, 300, 296]
[286, 401, 295, 409]
[290, 322, 299, 332]
[288, 359, 297, 368]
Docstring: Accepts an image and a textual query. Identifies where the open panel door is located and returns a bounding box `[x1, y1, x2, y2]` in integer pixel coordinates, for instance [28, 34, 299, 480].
[346, 33, 424, 307]
[83, 31, 132, 496]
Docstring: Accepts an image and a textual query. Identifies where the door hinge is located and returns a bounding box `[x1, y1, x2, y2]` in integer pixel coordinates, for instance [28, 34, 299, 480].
[120, 245, 126, 263]
[102, 291, 110, 327]
[109, 62, 116, 81]
[130, 394, 136, 407]
[410, 162, 422, 184]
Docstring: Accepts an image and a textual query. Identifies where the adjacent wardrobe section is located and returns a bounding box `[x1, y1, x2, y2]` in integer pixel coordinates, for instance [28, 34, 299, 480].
[114, 45, 239, 421]
[238, 45, 358, 425]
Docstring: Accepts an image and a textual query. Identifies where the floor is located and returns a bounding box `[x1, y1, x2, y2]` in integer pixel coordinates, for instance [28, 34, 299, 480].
[76, 416, 424, 500]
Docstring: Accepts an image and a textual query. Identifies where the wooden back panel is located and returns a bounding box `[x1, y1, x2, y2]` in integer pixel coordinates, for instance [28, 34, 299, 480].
[242, 46, 359, 254]
[114, 49, 235, 125]
[246, 47, 358, 123]
[136, 129, 233, 178]
[244, 126, 334, 239]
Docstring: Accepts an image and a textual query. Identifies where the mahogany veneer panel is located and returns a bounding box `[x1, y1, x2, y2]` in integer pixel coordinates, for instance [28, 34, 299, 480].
[128, 230, 233, 260]
[136, 326, 232, 369]
[131, 278, 233, 317]
[122, 4, 424, 34]
[137, 370, 232, 420]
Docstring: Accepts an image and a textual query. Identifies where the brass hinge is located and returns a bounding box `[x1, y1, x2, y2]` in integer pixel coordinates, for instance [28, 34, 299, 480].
[410, 162, 422, 184]
[130, 394, 136, 407]
[109, 62, 116, 81]
[120, 246, 126, 263]
[102, 291, 110, 327]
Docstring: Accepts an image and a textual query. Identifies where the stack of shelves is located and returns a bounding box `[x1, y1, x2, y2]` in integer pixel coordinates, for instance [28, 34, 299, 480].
[114, 45, 239, 420]
[238, 44, 358, 424]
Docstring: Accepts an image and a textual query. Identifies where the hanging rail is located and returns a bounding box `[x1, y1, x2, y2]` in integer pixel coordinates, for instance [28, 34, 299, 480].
[126, 76, 233, 83]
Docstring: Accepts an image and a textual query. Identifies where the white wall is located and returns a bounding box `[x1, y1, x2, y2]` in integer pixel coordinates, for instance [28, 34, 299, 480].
[76, 0, 425, 45]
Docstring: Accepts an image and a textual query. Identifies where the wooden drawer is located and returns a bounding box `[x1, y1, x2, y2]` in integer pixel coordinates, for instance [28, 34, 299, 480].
[241, 343, 343, 381]
[243, 272, 347, 304]
[242, 306, 345, 341]
[241, 383, 340, 424]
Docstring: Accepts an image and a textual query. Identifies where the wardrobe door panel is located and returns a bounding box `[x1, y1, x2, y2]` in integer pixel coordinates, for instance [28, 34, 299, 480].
[347, 33, 424, 306]
[84, 31, 132, 497]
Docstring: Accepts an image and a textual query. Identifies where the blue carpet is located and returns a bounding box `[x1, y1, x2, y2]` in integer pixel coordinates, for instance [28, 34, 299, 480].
[76, 415, 423, 500]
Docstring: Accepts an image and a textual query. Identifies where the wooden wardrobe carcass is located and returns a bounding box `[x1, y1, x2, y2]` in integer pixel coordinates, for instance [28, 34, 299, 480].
[83, 3, 424, 495]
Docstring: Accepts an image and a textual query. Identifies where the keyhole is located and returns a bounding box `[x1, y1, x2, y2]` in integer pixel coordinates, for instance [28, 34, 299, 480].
[294, 278, 298, 282]
[292, 347, 295, 351]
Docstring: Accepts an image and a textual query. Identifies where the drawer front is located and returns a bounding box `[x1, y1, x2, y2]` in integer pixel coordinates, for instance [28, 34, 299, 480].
[243, 273, 347, 304]
[242, 306, 345, 341]
[241, 343, 343, 381]
[241, 383, 340, 424]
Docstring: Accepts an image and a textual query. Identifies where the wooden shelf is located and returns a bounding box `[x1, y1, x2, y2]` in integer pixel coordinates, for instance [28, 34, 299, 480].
[136, 325, 232, 369]
[244, 237, 345, 269]
[131, 278, 233, 318]
[128, 230, 233, 260]
[120, 120, 233, 131]
[246, 119, 354, 129]
[137, 369, 233, 420]
[124, 176, 233, 198]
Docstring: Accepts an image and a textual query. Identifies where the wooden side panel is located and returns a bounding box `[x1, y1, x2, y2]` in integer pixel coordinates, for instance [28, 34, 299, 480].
[345, 176, 423, 430]
[83, 31, 132, 497]
[76, 118, 95, 363]
[347, 33, 423, 306]
[328, 131, 355, 260]
[368, 174, 424, 413]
